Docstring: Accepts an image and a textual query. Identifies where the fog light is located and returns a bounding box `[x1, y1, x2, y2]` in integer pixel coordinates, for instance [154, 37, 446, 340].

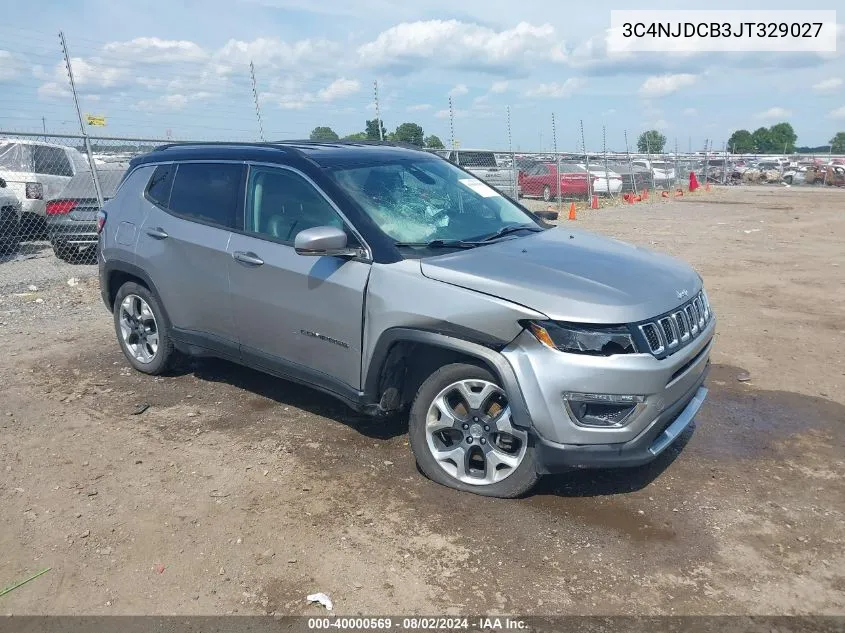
[563, 392, 646, 428]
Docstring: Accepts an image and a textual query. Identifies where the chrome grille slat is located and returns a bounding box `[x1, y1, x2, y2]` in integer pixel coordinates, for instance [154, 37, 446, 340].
[638, 291, 713, 357]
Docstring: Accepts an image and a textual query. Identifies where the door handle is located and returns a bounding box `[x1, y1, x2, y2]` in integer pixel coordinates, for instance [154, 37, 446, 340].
[145, 227, 169, 240]
[233, 251, 264, 266]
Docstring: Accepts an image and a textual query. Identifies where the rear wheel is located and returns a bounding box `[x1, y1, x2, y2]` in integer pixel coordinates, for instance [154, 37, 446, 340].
[408, 363, 539, 498]
[113, 281, 177, 375]
[542, 185, 552, 202]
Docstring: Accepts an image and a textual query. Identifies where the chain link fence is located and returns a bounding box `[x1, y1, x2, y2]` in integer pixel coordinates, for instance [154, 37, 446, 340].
[0, 132, 168, 293]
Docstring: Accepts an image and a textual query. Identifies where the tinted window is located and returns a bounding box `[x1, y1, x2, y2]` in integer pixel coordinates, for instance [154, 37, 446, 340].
[146, 165, 174, 207]
[246, 167, 345, 243]
[32, 146, 73, 177]
[168, 163, 243, 228]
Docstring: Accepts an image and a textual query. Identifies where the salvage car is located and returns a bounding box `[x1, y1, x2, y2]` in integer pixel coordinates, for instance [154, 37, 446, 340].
[0, 139, 89, 236]
[0, 177, 21, 255]
[99, 141, 714, 498]
[45, 164, 127, 263]
[441, 149, 517, 199]
[518, 162, 590, 200]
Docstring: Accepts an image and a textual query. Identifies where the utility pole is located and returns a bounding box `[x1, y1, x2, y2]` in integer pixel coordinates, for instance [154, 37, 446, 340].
[42, 116, 47, 138]
[373, 80, 384, 141]
[249, 61, 265, 142]
[449, 96, 455, 149]
[580, 119, 592, 200]
[506, 105, 512, 154]
[59, 31, 103, 210]
[625, 129, 635, 193]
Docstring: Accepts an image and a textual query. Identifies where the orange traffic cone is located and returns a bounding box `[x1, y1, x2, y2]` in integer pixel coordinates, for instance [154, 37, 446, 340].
[590, 194, 599, 209]
[568, 202, 577, 220]
[675, 188, 684, 197]
[634, 194, 642, 202]
[661, 190, 670, 198]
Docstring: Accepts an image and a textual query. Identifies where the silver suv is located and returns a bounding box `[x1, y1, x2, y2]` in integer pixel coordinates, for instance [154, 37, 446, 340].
[98, 142, 714, 498]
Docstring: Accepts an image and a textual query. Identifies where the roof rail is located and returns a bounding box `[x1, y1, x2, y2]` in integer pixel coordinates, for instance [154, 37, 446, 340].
[150, 141, 300, 153]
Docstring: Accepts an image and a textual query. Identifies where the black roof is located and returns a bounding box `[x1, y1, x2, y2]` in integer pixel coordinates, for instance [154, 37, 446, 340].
[134, 140, 436, 169]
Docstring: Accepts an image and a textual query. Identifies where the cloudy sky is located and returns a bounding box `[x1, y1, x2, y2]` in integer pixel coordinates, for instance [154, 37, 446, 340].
[0, 0, 842, 150]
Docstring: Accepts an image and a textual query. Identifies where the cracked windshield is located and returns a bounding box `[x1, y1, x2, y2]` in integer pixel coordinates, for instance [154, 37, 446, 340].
[329, 158, 538, 245]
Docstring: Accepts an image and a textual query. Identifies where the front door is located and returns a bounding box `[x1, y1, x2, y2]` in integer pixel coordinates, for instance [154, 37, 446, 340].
[227, 165, 371, 393]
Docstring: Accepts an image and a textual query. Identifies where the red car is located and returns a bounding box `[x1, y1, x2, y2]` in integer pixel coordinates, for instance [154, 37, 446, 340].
[518, 162, 590, 200]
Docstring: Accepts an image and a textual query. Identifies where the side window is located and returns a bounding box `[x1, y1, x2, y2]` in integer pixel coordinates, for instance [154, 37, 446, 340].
[245, 167, 350, 243]
[145, 165, 175, 207]
[32, 146, 73, 177]
[168, 163, 243, 229]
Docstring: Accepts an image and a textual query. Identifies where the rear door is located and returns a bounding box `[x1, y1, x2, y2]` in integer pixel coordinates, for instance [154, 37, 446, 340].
[227, 164, 371, 391]
[136, 161, 245, 352]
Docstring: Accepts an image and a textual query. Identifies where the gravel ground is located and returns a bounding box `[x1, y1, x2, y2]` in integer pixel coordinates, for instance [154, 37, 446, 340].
[0, 186, 843, 616]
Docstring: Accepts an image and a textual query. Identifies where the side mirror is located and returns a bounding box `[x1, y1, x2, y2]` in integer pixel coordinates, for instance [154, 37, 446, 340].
[294, 226, 363, 258]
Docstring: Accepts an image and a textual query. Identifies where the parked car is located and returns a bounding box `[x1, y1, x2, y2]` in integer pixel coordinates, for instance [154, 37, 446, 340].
[45, 165, 127, 263]
[608, 163, 651, 194]
[0, 139, 90, 237]
[99, 141, 714, 498]
[578, 165, 624, 196]
[0, 177, 21, 255]
[632, 159, 674, 188]
[518, 162, 590, 200]
[442, 149, 518, 198]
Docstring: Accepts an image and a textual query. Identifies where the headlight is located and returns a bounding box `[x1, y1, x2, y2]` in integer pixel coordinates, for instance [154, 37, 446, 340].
[526, 321, 638, 356]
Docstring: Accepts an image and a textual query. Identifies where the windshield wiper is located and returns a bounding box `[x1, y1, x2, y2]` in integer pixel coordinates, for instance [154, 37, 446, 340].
[479, 224, 544, 242]
[393, 239, 479, 249]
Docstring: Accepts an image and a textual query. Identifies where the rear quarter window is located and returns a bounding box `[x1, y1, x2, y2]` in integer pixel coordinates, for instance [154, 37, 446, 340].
[145, 165, 175, 208]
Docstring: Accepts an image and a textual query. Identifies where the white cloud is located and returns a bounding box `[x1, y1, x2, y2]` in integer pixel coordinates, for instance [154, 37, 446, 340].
[316, 78, 360, 101]
[638, 73, 697, 97]
[828, 106, 845, 119]
[104, 37, 207, 64]
[358, 20, 566, 75]
[37, 82, 70, 100]
[131, 92, 212, 112]
[276, 77, 362, 109]
[602, 108, 616, 116]
[526, 77, 584, 98]
[448, 83, 468, 97]
[435, 108, 469, 119]
[813, 77, 843, 92]
[490, 80, 509, 93]
[757, 106, 791, 120]
[407, 103, 431, 112]
[652, 119, 668, 130]
[0, 50, 25, 82]
[48, 57, 129, 88]
[683, 107, 697, 116]
[214, 37, 339, 74]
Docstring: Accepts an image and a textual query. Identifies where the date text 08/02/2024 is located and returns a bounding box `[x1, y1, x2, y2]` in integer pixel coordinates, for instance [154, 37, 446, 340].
[307, 617, 528, 630]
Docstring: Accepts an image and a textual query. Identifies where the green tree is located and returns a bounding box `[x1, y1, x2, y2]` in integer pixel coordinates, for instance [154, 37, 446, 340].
[365, 119, 387, 140]
[637, 130, 666, 153]
[309, 126, 339, 141]
[424, 134, 445, 149]
[830, 132, 845, 154]
[727, 129, 754, 153]
[768, 122, 797, 153]
[752, 127, 773, 153]
[393, 122, 425, 146]
[343, 131, 368, 140]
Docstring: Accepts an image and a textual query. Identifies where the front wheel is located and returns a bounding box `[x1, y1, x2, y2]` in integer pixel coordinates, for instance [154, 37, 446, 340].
[408, 363, 539, 498]
[542, 185, 552, 202]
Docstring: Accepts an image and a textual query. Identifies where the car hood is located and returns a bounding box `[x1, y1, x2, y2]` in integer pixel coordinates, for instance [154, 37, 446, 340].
[419, 227, 701, 323]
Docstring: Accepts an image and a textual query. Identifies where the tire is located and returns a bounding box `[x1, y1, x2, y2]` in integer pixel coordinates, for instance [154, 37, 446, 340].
[536, 210, 559, 221]
[408, 363, 540, 498]
[784, 175, 793, 185]
[542, 185, 552, 202]
[113, 281, 177, 375]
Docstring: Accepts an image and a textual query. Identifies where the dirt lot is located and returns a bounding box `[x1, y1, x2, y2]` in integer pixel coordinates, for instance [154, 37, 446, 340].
[0, 187, 843, 616]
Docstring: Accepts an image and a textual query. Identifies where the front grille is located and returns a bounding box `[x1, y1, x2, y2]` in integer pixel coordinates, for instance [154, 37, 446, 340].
[638, 291, 713, 358]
